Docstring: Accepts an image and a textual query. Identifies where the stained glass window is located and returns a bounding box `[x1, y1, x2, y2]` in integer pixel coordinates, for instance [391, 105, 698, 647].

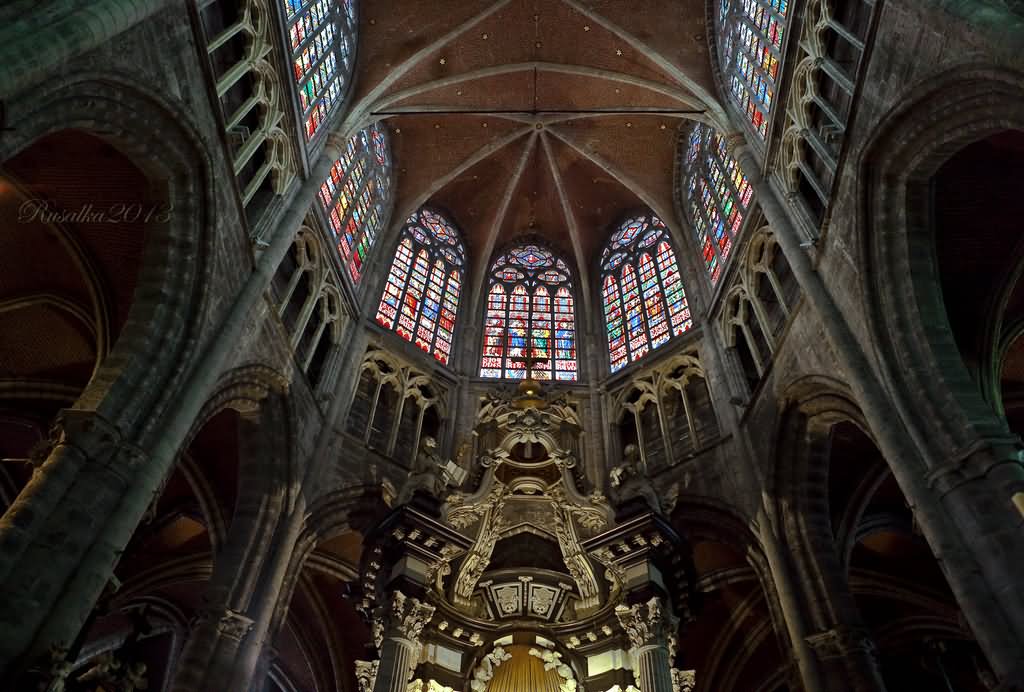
[601, 214, 693, 373]
[376, 209, 465, 365]
[684, 123, 754, 284]
[282, 0, 357, 141]
[480, 244, 578, 381]
[717, 0, 789, 138]
[318, 122, 392, 283]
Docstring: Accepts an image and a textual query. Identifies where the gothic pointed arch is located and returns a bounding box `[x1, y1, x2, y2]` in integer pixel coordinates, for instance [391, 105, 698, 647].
[317, 121, 392, 285]
[376, 208, 467, 365]
[479, 242, 579, 382]
[282, 0, 359, 143]
[600, 213, 693, 373]
[682, 123, 755, 284]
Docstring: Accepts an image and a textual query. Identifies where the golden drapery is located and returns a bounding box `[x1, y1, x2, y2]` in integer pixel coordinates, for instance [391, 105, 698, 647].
[484, 645, 564, 692]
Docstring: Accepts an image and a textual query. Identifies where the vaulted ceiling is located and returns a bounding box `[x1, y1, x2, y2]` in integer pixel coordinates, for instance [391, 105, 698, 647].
[337, 0, 728, 313]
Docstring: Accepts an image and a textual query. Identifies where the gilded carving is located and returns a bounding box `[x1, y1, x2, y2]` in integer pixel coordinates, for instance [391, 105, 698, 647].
[355, 660, 379, 692]
[376, 591, 435, 644]
[615, 596, 677, 650]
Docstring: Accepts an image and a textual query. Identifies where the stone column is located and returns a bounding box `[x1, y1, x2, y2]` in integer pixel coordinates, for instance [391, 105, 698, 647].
[0, 145, 343, 676]
[615, 597, 676, 692]
[805, 626, 883, 692]
[172, 608, 255, 690]
[372, 591, 435, 692]
[171, 403, 290, 692]
[729, 137, 1024, 685]
[0, 0, 172, 100]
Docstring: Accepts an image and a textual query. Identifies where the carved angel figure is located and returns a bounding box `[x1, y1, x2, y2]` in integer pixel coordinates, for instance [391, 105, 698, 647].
[470, 645, 512, 691]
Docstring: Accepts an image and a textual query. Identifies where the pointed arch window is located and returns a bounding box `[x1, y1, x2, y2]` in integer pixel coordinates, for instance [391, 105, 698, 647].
[601, 214, 693, 373]
[684, 124, 754, 284]
[716, 0, 790, 138]
[480, 245, 578, 381]
[317, 122, 391, 284]
[282, 0, 358, 141]
[376, 209, 466, 365]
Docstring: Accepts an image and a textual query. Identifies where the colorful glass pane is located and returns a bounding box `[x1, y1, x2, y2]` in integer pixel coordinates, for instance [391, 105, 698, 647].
[284, 0, 356, 141]
[718, 0, 789, 140]
[480, 243, 577, 381]
[684, 124, 753, 284]
[320, 123, 391, 285]
[600, 214, 693, 373]
[375, 208, 466, 365]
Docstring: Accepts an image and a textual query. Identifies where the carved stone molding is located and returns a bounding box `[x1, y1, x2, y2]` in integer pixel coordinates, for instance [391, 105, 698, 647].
[376, 591, 435, 644]
[672, 668, 697, 692]
[47, 409, 121, 462]
[213, 608, 255, 643]
[355, 659, 379, 692]
[615, 596, 677, 651]
[805, 626, 877, 661]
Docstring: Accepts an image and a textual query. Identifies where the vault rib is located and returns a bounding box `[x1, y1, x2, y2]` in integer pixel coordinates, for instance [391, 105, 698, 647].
[557, 0, 731, 129]
[391, 126, 535, 228]
[545, 125, 677, 238]
[540, 133, 593, 320]
[467, 132, 539, 319]
[335, 0, 518, 140]
[368, 61, 703, 115]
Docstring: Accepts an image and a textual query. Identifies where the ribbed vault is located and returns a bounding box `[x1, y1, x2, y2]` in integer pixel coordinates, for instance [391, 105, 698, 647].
[337, 0, 727, 316]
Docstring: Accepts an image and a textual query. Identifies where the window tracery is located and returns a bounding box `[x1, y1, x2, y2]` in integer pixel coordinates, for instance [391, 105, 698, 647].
[200, 0, 299, 214]
[614, 355, 719, 473]
[718, 226, 800, 392]
[716, 0, 791, 138]
[376, 209, 466, 365]
[480, 244, 578, 382]
[776, 0, 877, 226]
[281, 0, 357, 141]
[601, 214, 692, 373]
[684, 124, 754, 284]
[272, 222, 348, 393]
[317, 122, 392, 284]
[345, 348, 445, 470]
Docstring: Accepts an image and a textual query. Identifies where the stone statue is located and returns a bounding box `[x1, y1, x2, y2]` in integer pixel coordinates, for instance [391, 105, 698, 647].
[397, 436, 447, 504]
[609, 443, 663, 513]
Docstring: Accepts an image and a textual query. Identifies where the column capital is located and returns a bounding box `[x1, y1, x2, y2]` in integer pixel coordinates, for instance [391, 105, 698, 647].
[373, 590, 435, 647]
[723, 131, 751, 158]
[615, 596, 677, 651]
[215, 608, 255, 642]
[804, 626, 876, 661]
[927, 434, 1024, 498]
[355, 659, 380, 692]
[192, 606, 255, 643]
[672, 668, 696, 692]
[40, 409, 147, 483]
[45, 409, 122, 462]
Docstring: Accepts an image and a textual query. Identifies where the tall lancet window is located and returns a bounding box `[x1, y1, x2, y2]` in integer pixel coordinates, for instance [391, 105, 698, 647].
[282, 0, 357, 141]
[480, 245, 578, 382]
[684, 124, 754, 284]
[601, 214, 693, 373]
[318, 122, 391, 283]
[376, 209, 466, 365]
[717, 0, 790, 138]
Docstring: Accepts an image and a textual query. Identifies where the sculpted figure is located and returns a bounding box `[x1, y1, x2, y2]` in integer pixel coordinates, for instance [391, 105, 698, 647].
[397, 436, 446, 503]
[609, 443, 663, 513]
